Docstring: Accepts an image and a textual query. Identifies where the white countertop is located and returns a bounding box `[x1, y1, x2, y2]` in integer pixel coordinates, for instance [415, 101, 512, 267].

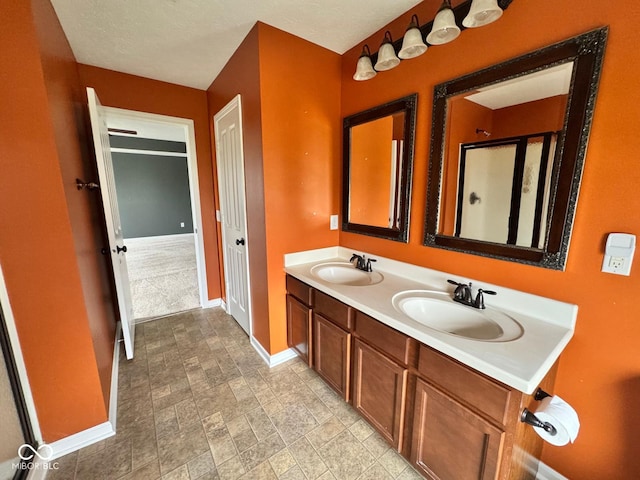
[284, 247, 577, 394]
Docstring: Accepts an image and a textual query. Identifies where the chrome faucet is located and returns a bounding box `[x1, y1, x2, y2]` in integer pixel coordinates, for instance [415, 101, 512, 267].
[447, 279, 496, 309]
[350, 253, 376, 272]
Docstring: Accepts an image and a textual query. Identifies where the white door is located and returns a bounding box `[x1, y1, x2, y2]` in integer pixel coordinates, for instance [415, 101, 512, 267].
[459, 145, 517, 244]
[214, 95, 251, 334]
[87, 87, 136, 359]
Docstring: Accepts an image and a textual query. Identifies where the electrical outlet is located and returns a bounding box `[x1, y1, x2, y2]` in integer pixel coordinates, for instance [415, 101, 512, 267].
[180, 222, 185, 228]
[330, 214, 339, 230]
[601, 233, 635, 276]
[602, 255, 629, 275]
[609, 257, 624, 269]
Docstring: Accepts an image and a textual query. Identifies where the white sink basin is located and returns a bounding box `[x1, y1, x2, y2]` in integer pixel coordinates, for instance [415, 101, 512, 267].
[392, 290, 523, 342]
[310, 262, 383, 286]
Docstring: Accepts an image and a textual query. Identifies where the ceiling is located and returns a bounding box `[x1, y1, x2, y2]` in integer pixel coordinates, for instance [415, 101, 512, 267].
[50, 0, 423, 90]
[465, 62, 574, 110]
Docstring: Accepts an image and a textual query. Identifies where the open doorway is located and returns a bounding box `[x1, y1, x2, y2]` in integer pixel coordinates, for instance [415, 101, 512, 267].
[103, 108, 208, 321]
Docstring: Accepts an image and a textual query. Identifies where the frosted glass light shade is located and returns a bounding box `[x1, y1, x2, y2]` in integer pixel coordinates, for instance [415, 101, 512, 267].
[353, 55, 377, 81]
[375, 41, 400, 71]
[463, 0, 503, 28]
[427, 5, 460, 45]
[399, 27, 427, 59]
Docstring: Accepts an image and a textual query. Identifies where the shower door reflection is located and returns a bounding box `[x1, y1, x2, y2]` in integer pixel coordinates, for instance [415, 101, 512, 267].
[455, 132, 557, 248]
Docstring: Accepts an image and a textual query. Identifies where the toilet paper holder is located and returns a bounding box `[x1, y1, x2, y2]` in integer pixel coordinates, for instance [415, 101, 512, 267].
[520, 388, 557, 435]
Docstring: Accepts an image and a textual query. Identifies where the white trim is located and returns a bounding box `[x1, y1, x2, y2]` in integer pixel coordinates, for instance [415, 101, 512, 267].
[124, 233, 194, 243]
[110, 147, 187, 157]
[25, 459, 49, 480]
[0, 263, 43, 444]
[202, 298, 223, 309]
[47, 422, 115, 460]
[108, 325, 121, 429]
[102, 106, 210, 309]
[536, 461, 569, 480]
[250, 337, 298, 368]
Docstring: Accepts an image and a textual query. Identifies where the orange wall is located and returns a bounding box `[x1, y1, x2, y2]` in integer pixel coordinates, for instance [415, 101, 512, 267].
[341, 0, 640, 477]
[493, 95, 567, 138]
[258, 23, 342, 353]
[0, 0, 109, 441]
[77, 65, 222, 302]
[350, 116, 394, 226]
[30, 0, 117, 411]
[207, 25, 271, 347]
[207, 23, 341, 353]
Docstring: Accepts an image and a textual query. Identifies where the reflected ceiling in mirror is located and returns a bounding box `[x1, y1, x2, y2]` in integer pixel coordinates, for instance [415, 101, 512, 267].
[343, 94, 417, 242]
[424, 28, 608, 269]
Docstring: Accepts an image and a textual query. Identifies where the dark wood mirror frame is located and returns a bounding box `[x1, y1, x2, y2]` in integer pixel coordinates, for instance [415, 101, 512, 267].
[342, 94, 417, 242]
[424, 27, 608, 269]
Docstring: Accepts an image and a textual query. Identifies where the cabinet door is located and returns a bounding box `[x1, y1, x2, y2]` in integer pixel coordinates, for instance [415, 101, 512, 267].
[286, 294, 312, 366]
[314, 314, 351, 400]
[352, 339, 407, 450]
[411, 378, 505, 480]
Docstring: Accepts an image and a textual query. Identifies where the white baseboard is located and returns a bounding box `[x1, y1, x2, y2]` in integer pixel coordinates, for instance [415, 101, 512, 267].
[250, 337, 298, 368]
[43, 326, 119, 461]
[203, 298, 223, 308]
[536, 461, 568, 480]
[47, 421, 115, 460]
[124, 233, 194, 242]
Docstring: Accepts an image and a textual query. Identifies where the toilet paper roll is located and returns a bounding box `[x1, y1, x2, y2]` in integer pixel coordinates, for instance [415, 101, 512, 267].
[533, 395, 580, 446]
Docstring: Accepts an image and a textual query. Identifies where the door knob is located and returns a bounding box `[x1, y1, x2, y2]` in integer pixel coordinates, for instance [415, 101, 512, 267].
[236, 238, 245, 246]
[116, 245, 128, 254]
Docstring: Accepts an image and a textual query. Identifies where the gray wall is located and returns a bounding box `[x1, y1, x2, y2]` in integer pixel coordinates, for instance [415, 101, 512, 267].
[112, 152, 194, 238]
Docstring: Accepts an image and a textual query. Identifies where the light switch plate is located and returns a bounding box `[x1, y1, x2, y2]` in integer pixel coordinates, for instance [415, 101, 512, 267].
[330, 215, 339, 230]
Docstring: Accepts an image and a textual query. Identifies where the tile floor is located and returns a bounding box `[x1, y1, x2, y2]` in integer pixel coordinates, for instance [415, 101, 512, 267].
[48, 308, 423, 480]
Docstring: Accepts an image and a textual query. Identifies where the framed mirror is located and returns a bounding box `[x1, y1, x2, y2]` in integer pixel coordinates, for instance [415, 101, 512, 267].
[343, 94, 417, 242]
[424, 28, 608, 269]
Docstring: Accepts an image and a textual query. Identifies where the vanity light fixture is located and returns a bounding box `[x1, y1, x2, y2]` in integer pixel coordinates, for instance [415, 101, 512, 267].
[462, 0, 503, 28]
[374, 31, 400, 71]
[353, 45, 377, 81]
[352, 0, 513, 81]
[427, 0, 461, 45]
[399, 15, 428, 59]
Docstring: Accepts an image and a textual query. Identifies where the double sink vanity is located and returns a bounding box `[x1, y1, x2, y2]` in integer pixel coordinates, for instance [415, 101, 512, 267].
[284, 247, 577, 480]
[281, 25, 606, 480]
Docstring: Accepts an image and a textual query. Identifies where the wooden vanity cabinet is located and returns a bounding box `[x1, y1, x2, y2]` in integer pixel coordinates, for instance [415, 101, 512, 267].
[286, 276, 313, 366]
[411, 378, 505, 480]
[352, 338, 407, 450]
[313, 290, 353, 400]
[410, 344, 552, 480]
[351, 311, 412, 451]
[285, 275, 556, 480]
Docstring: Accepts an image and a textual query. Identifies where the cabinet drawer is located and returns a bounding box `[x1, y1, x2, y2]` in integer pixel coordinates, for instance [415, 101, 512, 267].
[315, 290, 352, 330]
[286, 275, 313, 307]
[418, 345, 514, 426]
[354, 311, 411, 365]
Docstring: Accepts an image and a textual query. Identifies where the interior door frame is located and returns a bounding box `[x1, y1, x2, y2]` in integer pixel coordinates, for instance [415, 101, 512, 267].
[213, 95, 253, 337]
[102, 107, 209, 308]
